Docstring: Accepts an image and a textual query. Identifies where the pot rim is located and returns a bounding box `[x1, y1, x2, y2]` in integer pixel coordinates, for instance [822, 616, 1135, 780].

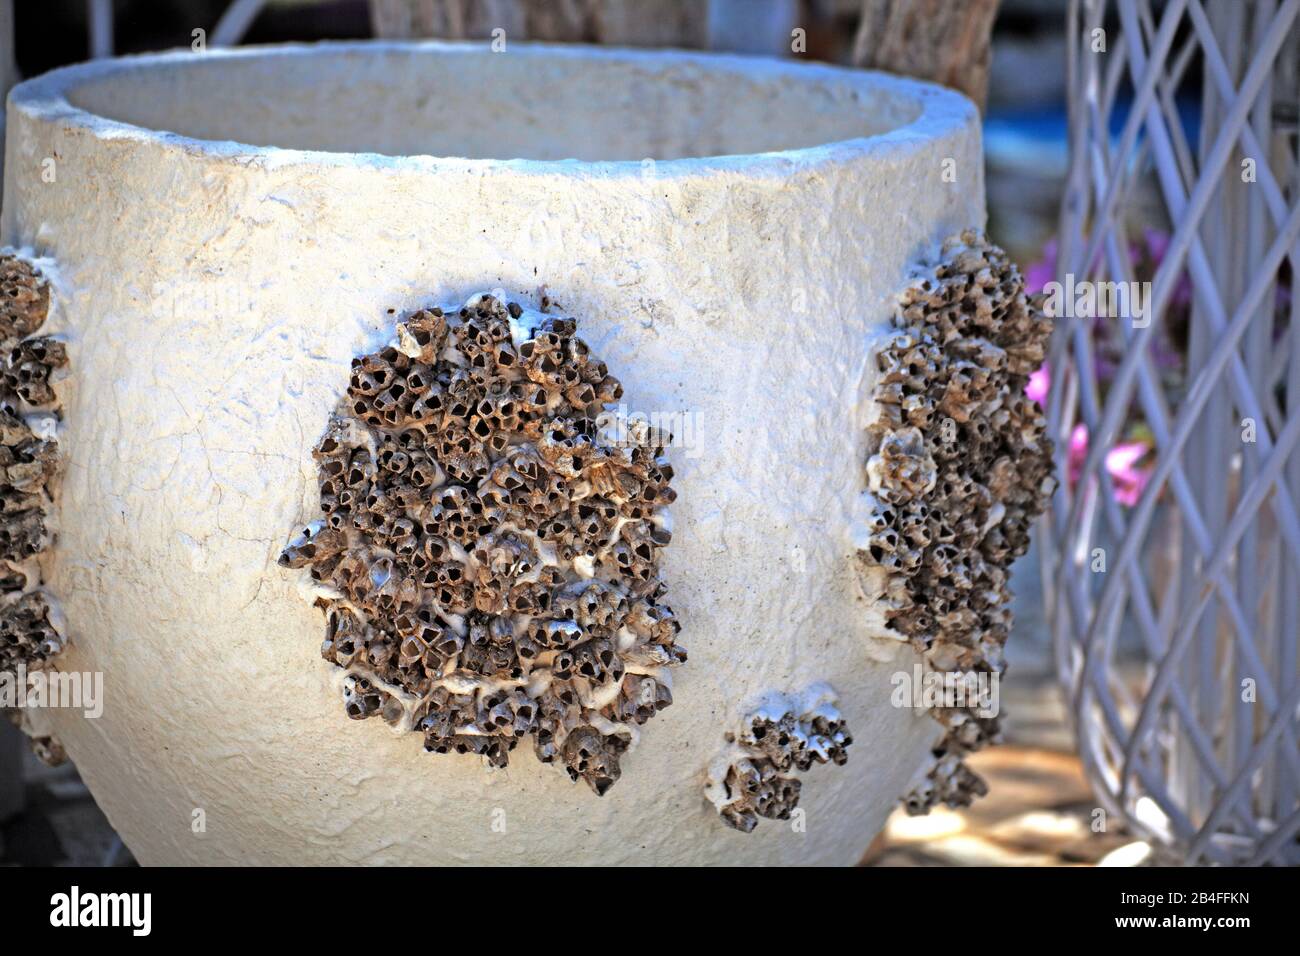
[6, 39, 978, 179]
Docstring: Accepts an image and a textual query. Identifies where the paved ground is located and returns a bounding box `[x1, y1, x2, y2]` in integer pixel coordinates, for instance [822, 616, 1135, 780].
[863, 549, 1171, 867]
[0, 721, 134, 866]
[862, 672, 1167, 866]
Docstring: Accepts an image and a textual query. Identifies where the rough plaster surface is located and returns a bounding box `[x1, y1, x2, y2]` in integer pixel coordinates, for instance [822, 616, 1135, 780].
[1, 41, 983, 865]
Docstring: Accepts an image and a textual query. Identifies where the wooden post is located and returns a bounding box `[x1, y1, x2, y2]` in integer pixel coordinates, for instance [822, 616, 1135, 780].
[0, 0, 17, 197]
[852, 0, 1001, 111]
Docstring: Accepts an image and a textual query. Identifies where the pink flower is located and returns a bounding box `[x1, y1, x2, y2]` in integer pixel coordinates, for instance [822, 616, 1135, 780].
[1105, 441, 1152, 507]
[1067, 423, 1153, 507]
[1025, 232, 1159, 507]
[1026, 363, 1050, 405]
[1067, 423, 1089, 485]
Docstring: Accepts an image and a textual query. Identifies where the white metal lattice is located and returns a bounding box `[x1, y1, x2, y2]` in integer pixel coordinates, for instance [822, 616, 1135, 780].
[1045, 0, 1300, 865]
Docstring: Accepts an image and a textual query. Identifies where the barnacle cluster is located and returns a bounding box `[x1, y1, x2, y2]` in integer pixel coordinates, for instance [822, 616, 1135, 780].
[859, 231, 1054, 814]
[0, 254, 67, 684]
[705, 686, 852, 832]
[281, 293, 684, 795]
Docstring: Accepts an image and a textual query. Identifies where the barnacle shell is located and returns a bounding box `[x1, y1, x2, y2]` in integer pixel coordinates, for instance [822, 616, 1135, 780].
[0, 252, 69, 689]
[281, 293, 684, 795]
[0, 256, 51, 343]
[705, 684, 852, 832]
[859, 231, 1054, 814]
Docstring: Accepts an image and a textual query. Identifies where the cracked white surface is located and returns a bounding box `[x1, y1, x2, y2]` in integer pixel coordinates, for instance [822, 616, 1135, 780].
[2, 42, 983, 865]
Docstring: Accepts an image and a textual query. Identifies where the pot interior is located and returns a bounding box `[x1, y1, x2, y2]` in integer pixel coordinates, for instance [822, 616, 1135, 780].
[63, 44, 925, 161]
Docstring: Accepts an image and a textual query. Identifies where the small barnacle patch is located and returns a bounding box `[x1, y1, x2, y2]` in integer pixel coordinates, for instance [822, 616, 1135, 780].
[705, 686, 851, 833]
[0, 253, 68, 689]
[859, 230, 1054, 814]
[282, 293, 684, 795]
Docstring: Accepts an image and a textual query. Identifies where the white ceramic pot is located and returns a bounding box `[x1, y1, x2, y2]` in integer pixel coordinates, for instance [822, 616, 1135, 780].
[2, 42, 982, 865]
